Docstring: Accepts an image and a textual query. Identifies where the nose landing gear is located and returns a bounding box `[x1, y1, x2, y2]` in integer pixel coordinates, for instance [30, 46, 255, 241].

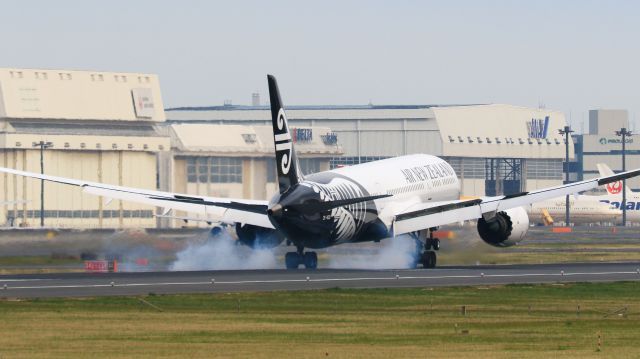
[285, 246, 318, 269]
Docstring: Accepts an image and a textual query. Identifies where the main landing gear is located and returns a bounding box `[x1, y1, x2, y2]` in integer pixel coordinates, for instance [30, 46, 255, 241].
[285, 246, 318, 269]
[414, 228, 440, 269]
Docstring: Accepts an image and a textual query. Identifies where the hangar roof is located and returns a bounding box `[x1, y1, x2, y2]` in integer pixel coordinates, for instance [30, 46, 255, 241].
[170, 124, 342, 157]
[165, 106, 437, 122]
[0, 68, 165, 122]
[433, 104, 573, 159]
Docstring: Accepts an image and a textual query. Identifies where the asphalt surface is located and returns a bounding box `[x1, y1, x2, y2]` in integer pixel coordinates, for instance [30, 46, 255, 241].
[1, 262, 639, 298]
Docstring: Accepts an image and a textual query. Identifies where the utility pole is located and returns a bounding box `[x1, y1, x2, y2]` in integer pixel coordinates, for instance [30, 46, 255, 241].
[558, 126, 574, 226]
[32, 141, 53, 227]
[615, 128, 632, 226]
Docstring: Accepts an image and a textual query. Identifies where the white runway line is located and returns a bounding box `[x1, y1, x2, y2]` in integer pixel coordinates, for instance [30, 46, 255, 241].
[2, 270, 639, 291]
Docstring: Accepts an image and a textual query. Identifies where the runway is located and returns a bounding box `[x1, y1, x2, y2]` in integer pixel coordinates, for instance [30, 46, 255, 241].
[1, 262, 639, 298]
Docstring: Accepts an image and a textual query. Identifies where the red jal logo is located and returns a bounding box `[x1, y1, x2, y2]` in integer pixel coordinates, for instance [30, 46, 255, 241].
[606, 181, 622, 194]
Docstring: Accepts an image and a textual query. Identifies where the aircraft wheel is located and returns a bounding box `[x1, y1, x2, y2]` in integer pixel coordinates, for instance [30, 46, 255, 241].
[421, 251, 437, 269]
[285, 252, 301, 269]
[432, 239, 440, 251]
[303, 252, 318, 269]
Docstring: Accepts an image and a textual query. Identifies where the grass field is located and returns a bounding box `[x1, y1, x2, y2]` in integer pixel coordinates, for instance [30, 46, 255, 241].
[1, 282, 639, 358]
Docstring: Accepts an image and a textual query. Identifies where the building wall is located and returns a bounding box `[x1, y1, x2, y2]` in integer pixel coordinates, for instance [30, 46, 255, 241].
[578, 109, 639, 189]
[588, 109, 628, 135]
[170, 156, 329, 227]
[0, 149, 157, 228]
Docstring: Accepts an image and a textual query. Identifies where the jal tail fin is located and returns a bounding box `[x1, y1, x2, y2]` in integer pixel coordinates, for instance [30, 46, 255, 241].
[597, 163, 632, 195]
[267, 74, 303, 194]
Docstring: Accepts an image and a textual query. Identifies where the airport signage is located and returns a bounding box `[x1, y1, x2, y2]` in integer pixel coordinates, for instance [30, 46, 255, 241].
[599, 137, 633, 145]
[527, 116, 550, 139]
[292, 128, 313, 143]
[84, 260, 118, 272]
[131, 88, 155, 118]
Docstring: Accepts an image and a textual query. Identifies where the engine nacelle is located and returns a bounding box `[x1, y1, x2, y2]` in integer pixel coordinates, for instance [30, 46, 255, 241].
[477, 207, 529, 247]
[234, 223, 285, 249]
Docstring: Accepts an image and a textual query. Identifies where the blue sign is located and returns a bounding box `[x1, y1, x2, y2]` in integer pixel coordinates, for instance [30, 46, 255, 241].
[527, 116, 550, 139]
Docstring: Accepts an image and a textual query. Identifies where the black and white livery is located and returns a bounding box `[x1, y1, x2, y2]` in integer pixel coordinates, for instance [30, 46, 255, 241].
[2, 75, 640, 269]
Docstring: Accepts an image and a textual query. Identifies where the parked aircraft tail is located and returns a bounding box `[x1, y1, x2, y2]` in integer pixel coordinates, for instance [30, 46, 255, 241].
[597, 163, 632, 195]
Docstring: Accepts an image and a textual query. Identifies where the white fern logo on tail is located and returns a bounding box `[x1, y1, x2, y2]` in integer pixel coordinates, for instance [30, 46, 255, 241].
[274, 108, 292, 175]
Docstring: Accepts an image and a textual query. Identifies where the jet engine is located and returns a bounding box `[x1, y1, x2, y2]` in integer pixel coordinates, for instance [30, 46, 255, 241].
[476, 207, 529, 247]
[234, 223, 285, 249]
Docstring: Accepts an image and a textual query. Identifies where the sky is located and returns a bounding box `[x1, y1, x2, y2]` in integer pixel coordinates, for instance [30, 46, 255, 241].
[1, 0, 638, 132]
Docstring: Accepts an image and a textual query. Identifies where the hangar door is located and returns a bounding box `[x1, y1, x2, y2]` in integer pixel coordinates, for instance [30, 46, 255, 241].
[484, 158, 522, 196]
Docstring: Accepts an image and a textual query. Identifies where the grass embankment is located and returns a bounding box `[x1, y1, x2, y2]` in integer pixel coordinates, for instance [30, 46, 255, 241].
[1, 282, 639, 358]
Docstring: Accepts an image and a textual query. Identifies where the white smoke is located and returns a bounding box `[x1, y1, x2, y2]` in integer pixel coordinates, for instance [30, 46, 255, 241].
[327, 235, 419, 269]
[169, 230, 278, 271]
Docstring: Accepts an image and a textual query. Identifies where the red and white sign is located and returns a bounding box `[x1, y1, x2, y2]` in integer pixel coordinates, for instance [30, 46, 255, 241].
[84, 260, 118, 273]
[131, 88, 155, 118]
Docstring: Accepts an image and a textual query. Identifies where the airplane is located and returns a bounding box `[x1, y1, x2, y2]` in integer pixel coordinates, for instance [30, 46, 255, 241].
[526, 196, 621, 225]
[596, 163, 640, 221]
[1, 75, 640, 270]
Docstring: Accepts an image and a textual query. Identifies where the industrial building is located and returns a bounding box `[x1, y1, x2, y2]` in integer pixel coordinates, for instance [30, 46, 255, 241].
[1, 67, 577, 229]
[572, 109, 640, 192]
[0, 68, 168, 228]
[0, 68, 341, 228]
[167, 104, 573, 197]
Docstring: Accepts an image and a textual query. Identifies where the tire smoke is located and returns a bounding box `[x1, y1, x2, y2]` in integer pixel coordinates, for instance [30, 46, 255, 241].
[327, 235, 419, 269]
[169, 229, 278, 271]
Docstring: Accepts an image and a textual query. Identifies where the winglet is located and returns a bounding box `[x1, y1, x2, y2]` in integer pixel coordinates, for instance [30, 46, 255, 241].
[267, 75, 303, 194]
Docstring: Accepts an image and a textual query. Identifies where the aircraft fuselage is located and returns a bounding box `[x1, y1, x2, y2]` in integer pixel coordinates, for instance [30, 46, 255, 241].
[267, 154, 460, 248]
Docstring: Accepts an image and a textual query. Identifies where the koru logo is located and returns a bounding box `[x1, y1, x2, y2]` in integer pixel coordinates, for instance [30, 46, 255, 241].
[274, 108, 293, 175]
[607, 181, 622, 194]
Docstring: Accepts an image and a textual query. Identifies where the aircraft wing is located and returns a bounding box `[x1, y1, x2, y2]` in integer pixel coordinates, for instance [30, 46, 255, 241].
[0, 167, 274, 229]
[391, 167, 640, 235]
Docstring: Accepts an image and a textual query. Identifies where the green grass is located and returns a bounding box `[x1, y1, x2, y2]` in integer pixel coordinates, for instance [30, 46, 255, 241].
[0, 255, 81, 266]
[1, 282, 639, 358]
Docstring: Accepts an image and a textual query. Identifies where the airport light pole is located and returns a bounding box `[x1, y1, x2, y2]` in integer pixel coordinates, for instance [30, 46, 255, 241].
[615, 128, 632, 226]
[558, 126, 574, 226]
[32, 141, 53, 227]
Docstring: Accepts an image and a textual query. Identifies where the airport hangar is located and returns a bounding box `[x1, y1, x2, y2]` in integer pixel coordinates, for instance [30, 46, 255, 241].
[0, 67, 573, 229]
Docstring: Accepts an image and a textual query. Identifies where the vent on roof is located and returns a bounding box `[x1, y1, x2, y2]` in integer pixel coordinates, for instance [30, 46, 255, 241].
[241, 134, 257, 144]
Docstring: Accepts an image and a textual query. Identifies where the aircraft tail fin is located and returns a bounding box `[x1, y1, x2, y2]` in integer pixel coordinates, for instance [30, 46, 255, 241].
[597, 163, 632, 195]
[267, 75, 303, 194]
